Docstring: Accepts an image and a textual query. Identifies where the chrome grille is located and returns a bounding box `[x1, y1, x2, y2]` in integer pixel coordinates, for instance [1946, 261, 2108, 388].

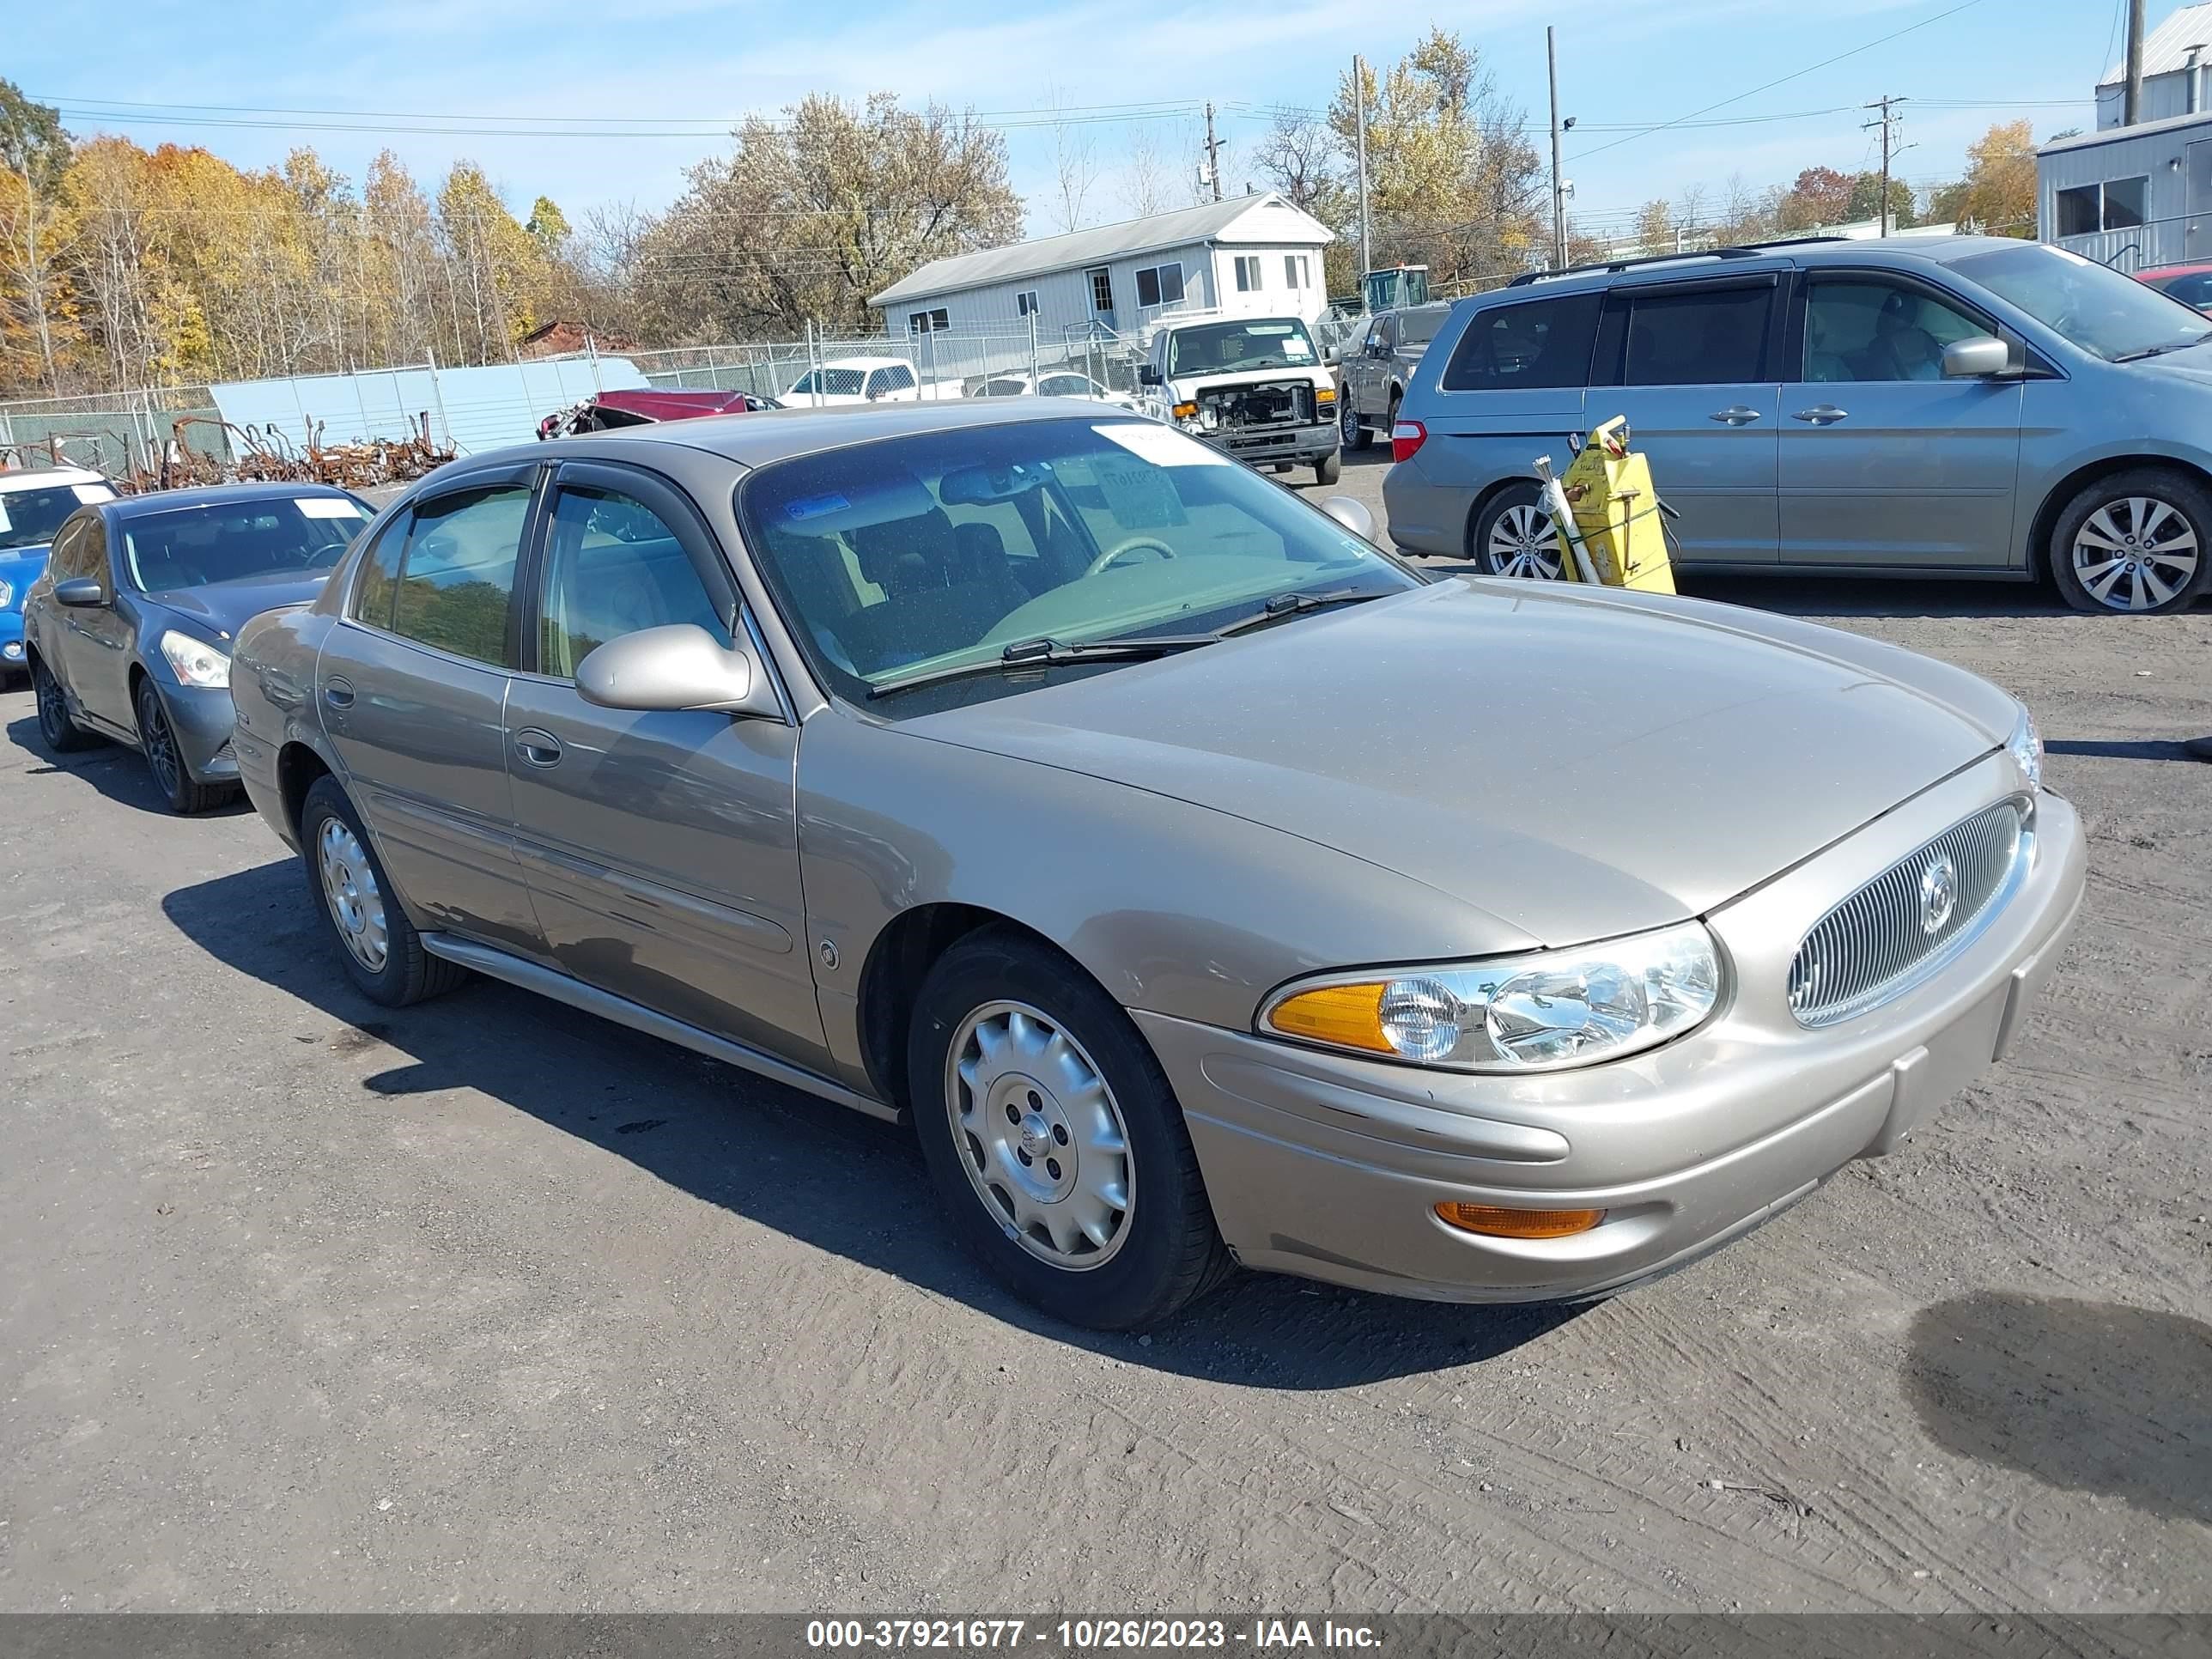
[1786, 802, 2027, 1027]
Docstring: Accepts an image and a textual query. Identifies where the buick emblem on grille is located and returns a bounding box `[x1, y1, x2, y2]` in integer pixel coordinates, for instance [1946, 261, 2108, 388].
[1918, 854, 1959, 935]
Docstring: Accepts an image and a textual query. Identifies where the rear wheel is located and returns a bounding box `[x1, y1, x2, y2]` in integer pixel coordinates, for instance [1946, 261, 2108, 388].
[299, 775, 469, 1006]
[137, 680, 234, 813]
[1473, 483, 1564, 580]
[32, 657, 99, 752]
[1314, 448, 1343, 486]
[2048, 469, 2212, 614]
[908, 929, 1232, 1330]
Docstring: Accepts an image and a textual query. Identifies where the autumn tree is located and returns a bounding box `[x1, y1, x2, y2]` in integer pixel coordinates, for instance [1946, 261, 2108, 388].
[635, 93, 1022, 339]
[0, 82, 79, 392]
[1927, 120, 2036, 236]
[1848, 170, 1916, 229]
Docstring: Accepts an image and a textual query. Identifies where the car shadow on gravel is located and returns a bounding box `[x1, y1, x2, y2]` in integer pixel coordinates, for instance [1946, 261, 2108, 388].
[1905, 1291, 2212, 1523]
[5, 713, 252, 817]
[161, 858, 1575, 1383]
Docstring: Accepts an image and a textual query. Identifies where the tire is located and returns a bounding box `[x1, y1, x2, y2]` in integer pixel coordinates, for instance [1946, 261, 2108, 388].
[907, 928, 1233, 1330]
[1340, 392, 1371, 452]
[1314, 448, 1343, 486]
[2048, 468, 2212, 614]
[1472, 483, 1565, 580]
[31, 656, 99, 752]
[136, 680, 234, 814]
[298, 775, 469, 1007]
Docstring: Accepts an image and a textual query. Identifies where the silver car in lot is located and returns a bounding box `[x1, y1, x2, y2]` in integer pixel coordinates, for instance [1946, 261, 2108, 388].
[1385, 236, 2212, 612]
[229, 402, 2085, 1329]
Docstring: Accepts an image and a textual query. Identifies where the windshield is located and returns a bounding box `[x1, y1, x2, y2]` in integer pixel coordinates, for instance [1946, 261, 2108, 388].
[0, 481, 111, 552]
[1166, 319, 1319, 378]
[122, 496, 370, 592]
[791, 368, 866, 396]
[1954, 242, 2212, 362]
[738, 418, 1415, 708]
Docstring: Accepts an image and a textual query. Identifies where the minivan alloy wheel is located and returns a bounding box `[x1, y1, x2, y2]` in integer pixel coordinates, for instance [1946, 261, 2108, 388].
[945, 1000, 1133, 1269]
[1486, 501, 1563, 580]
[2069, 495, 2200, 611]
[318, 817, 389, 972]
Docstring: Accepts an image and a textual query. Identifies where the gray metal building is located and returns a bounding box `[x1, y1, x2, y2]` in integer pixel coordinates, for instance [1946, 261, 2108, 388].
[2039, 115, 2211, 268]
[2094, 2, 2212, 127]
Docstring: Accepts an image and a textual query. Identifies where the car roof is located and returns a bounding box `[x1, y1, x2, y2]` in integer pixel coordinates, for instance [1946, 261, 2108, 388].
[2137, 262, 2212, 277]
[0, 465, 107, 493]
[105, 481, 360, 517]
[1489, 234, 2031, 302]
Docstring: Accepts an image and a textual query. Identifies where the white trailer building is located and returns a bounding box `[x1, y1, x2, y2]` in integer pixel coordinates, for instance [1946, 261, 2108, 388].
[867, 193, 1334, 349]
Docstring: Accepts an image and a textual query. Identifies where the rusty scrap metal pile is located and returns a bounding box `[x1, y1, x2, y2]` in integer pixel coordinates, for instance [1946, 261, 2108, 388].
[131, 413, 456, 493]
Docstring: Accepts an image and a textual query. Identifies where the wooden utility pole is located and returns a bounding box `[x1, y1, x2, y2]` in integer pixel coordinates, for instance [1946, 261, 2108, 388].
[2125, 0, 2147, 125]
[1547, 27, 1567, 268]
[1863, 94, 1906, 234]
[1202, 103, 1224, 202]
[1353, 56, 1373, 278]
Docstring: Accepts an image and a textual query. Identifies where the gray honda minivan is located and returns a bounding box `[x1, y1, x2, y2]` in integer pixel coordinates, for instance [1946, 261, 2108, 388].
[1383, 235, 2212, 613]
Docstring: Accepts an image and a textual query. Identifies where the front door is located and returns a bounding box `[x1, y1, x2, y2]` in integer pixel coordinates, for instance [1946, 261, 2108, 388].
[317, 468, 545, 956]
[501, 462, 830, 1073]
[1595, 276, 1783, 564]
[1778, 272, 2024, 568]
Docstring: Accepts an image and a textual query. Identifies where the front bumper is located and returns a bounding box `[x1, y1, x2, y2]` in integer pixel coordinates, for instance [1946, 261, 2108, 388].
[1192, 420, 1339, 466]
[154, 679, 242, 783]
[0, 612, 23, 672]
[1139, 762, 2087, 1304]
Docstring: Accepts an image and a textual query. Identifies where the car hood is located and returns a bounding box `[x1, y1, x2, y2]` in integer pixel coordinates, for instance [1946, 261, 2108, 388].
[0, 544, 51, 609]
[905, 580, 2013, 947]
[147, 568, 334, 639]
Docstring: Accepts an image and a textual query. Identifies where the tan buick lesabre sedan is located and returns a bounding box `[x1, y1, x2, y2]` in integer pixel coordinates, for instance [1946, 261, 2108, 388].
[229, 403, 2086, 1330]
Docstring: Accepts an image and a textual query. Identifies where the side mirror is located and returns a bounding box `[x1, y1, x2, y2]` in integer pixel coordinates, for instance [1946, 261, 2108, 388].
[1942, 335, 2010, 379]
[1138, 366, 1162, 386]
[1319, 495, 1377, 544]
[575, 623, 779, 718]
[54, 576, 107, 608]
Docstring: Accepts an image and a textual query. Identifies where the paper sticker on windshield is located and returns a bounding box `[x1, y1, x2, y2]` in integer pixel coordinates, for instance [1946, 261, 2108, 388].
[784, 493, 852, 522]
[1094, 455, 1188, 531]
[1093, 422, 1228, 467]
[1280, 337, 1312, 357]
[72, 483, 116, 504]
[0, 500, 10, 532]
[295, 496, 362, 519]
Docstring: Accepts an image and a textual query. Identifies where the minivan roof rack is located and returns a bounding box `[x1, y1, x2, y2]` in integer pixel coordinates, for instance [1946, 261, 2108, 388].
[1506, 234, 1855, 288]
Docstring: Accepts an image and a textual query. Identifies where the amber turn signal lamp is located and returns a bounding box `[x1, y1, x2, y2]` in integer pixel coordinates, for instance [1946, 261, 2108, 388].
[1171, 401, 1200, 419]
[1435, 1203, 1606, 1240]
[1265, 981, 1392, 1054]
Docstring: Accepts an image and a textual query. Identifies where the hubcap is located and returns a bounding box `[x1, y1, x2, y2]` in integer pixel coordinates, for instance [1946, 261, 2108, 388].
[318, 817, 389, 972]
[1486, 501, 1563, 580]
[945, 1000, 1133, 1270]
[1340, 398, 1358, 444]
[2073, 495, 2199, 611]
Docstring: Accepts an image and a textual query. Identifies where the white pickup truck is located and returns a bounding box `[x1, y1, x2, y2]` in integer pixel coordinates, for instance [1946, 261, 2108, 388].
[783, 356, 963, 407]
[1137, 316, 1341, 483]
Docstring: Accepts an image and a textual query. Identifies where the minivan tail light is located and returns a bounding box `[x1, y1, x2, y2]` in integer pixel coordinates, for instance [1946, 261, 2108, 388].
[1391, 419, 1427, 463]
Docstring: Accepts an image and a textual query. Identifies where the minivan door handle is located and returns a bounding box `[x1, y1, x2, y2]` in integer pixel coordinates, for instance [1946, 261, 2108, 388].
[1793, 404, 1850, 426]
[1708, 404, 1763, 425]
[513, 728, 564, 769]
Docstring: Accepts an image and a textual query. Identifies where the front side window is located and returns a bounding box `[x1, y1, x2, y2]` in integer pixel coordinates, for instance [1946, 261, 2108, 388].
[738, 419, 1416, 708]
[1802, 277, 1990, 382]
[792, 367, 866, 397]
[1620, 283, 1771, 386]
[122, 495, 372, 593]
[0, 482, 109, 552]
[384, 484, 530, 665]
[43, 518, 91, 580]
[1440, 293, 1601, 391]
[1165, 319, 1317, 377]
[1954, 241, 2212, 362]
[538, 487, 724, 678]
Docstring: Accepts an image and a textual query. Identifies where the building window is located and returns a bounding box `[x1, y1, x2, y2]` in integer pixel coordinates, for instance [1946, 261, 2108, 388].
[907, 307, 949, 335]
[1085, 267, 1113, 313]
[1016, 289, 1040, 317]
[2103, 174, 2148, 229]
[1284, 254, 1309, 289]
[2056, 177, 2149, 238]
[1234, 255, 1263, 292]
[1134, 262, 1185, 308]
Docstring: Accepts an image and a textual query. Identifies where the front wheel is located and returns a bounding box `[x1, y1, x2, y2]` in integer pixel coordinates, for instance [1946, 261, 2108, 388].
[32, 657, 99, 752]
[1340, 393, 1371, 451]
[1473, 483, 1564, 580]
[2049, 469, 2212, 614]
[137, 680, 234, 813]
[908, 930, 1231, 1330]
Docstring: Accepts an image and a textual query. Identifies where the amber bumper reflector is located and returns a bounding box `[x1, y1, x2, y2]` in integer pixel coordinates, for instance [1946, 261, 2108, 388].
[1435, 1203, 1605, 1240]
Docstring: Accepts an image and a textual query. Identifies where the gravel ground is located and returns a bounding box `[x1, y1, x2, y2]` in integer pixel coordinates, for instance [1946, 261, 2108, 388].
[3, 450, 2208, 1613]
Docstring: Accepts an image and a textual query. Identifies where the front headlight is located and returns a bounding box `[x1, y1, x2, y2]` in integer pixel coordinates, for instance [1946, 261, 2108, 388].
[2006, 707, 2042, 792]
[1261, 921, 1723, 1073]
[0, 577, 13, 609]
[159, 629, 230, 689]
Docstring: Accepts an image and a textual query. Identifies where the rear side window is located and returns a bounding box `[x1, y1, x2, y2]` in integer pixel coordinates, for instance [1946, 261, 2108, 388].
[1620, 283, 1772, 386]
[384, 485, 531, 665]
[1440, 294, 1601, 391]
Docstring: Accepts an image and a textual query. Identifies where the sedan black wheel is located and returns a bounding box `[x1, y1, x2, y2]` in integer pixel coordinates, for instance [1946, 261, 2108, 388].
[1474, 484, 1565, 580]
[908, 928, 1231, 1330]
[2050, 469, 2212, 614]
[136, 680, 233, 814]
[32, 658, 99, 752]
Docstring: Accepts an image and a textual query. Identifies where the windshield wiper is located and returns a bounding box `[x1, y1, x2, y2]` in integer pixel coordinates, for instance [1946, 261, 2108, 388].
[2113, 330, 2212, 362]
[1212, 587, 1385, 638]
[866, 633, 1215, 699]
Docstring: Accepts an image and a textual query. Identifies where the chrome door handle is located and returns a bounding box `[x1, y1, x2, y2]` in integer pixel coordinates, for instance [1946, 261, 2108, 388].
[1708, 405, 1763, 425]
[322, 678, 355, 708]
[1793, 404, 1849, 425]
[513, 728, 563, 768]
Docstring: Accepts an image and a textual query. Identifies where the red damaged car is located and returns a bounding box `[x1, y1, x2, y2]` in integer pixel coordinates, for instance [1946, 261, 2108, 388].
[537, 387, 781, 440]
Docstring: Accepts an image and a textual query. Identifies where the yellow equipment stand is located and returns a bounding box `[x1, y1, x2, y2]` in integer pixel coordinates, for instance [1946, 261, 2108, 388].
[1554, 416, 1677, 594]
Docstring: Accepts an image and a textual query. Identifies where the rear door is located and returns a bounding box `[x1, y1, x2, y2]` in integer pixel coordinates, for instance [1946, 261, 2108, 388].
[1777, 269, 2024, 568]
[501, 460, 830, 1071]
[317, 465, 546, 956]
[1590, 274, 1784, 565]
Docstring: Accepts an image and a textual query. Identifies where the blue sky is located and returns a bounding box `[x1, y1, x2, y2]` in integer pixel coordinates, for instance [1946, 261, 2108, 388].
[14, 0, 2124, 240]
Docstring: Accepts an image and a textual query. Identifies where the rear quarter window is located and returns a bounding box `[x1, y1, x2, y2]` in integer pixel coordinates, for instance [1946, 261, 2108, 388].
[1440, 293, 1601, 391]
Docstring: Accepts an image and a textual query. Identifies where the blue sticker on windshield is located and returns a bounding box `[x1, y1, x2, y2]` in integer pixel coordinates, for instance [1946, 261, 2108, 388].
[784, 494, 850, 522]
